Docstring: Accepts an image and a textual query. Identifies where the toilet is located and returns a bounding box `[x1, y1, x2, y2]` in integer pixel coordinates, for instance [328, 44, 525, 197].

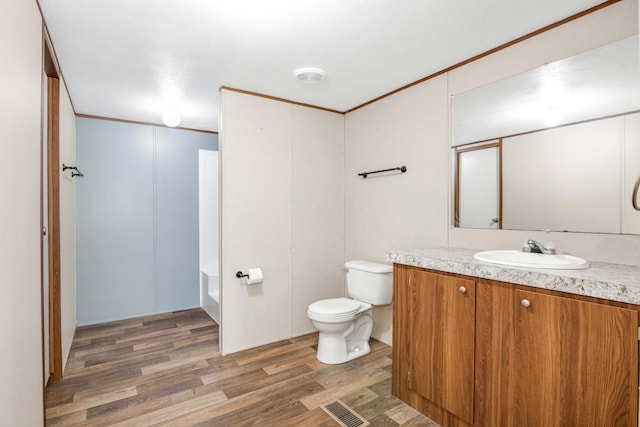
[307, 260, 393, 364]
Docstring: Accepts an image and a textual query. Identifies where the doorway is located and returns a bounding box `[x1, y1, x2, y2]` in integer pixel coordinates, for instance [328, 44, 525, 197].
[198, 149, 219, 324]
[42, 36, 62, 384]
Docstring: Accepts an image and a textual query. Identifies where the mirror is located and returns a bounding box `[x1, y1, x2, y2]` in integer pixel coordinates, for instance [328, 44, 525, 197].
[452, 35, 640, 234]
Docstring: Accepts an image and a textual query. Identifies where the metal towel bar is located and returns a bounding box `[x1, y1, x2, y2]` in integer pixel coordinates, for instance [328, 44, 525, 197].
[358, 165, 407, 179]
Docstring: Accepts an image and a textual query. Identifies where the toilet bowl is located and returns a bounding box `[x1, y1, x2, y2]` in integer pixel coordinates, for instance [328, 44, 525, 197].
[308, 260, 393, 364]
[308, 297, 373, 364]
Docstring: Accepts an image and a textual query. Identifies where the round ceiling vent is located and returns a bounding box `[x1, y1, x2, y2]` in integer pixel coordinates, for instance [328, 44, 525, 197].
[293, 67, 326, 84]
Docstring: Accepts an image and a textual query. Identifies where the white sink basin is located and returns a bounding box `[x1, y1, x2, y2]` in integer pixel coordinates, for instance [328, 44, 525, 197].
[474, 250, 589, 270]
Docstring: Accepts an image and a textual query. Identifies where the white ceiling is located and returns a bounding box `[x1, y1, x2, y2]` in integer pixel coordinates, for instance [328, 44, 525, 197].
[39, 0, 607, 132]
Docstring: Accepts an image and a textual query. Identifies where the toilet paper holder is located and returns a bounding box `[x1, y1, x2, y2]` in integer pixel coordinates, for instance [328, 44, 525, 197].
[236, 268, 264, 285]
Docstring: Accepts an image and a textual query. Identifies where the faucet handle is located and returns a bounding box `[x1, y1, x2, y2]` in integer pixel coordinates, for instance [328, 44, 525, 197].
[544, 240, 557, 255]
[523, 239, 556, 255]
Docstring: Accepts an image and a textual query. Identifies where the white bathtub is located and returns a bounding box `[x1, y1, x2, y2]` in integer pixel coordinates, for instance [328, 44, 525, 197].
[200, 266, 220, 324]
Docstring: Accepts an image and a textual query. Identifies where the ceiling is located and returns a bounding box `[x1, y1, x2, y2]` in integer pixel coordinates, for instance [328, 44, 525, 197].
[39, 0, 608, 132]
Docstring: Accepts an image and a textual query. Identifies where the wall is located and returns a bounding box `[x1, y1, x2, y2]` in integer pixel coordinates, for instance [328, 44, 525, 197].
[0, 0, 44, 425]
[155, 127, 219, 312]
[76, 117, 218, 325]
[344, 0, 640, 346]
[344, 75, 449, 344]
[291, 105, 345, 336]
[219, 89, 344, 354]
[59, 75, 77, 368]
[76, 119, 155, 325]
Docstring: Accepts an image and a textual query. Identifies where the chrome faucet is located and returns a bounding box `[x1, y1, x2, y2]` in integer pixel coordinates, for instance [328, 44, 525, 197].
[523, 239, 556, 255]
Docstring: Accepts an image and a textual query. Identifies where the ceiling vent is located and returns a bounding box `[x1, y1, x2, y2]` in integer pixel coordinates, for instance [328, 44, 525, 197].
[293, 67, 326, 84]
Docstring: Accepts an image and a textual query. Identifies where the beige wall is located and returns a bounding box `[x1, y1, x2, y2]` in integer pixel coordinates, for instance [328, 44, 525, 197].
[59, 76, 77, 367]
[291, 105, 345, 336]
[344, 0, 640, 346]
[344, 75, 449, 344]
[219, 89, 344, 354]
[0, 0, 45, 425]
[0, 4, 77, 422]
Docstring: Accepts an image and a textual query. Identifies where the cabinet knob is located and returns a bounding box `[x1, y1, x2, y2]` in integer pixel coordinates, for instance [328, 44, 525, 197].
[459, 286, 467, 294]
[521, 299, 531, 308]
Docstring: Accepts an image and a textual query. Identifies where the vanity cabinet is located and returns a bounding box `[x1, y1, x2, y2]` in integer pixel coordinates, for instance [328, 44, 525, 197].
[409, 269, 476, 424]
[393, 264, 639, 427]
[514, 289, 637, 426]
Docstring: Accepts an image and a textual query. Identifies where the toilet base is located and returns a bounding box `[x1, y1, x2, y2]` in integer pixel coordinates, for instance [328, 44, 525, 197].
[314, 312, 373, 365]
[317, 337, 371, 365]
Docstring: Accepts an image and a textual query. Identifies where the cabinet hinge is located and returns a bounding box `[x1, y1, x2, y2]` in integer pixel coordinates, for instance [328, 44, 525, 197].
[637, 327, 640, 341]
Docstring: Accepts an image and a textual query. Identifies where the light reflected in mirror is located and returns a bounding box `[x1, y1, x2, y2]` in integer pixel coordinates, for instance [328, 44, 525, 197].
[452, 35, 640, 234]
[452, 35, 640, 146]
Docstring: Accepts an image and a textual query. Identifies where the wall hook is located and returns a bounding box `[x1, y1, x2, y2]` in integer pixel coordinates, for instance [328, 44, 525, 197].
[63, 164, 84, 178]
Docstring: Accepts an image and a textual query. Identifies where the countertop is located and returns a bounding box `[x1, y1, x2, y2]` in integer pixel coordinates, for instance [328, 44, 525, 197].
[386, 247, 640, 306]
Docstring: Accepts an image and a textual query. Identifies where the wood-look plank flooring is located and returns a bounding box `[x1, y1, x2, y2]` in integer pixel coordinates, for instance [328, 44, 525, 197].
[45, 308, 439, 426]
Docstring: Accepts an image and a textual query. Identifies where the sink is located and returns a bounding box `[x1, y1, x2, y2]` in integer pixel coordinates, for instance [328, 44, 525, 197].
[473, 250, 589, 270]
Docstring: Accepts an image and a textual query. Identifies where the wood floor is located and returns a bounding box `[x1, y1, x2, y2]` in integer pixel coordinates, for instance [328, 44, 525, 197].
[45, 308, 438, 426]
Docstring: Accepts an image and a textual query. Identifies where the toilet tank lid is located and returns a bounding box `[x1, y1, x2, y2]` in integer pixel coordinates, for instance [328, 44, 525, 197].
[345, 260, 392, 273]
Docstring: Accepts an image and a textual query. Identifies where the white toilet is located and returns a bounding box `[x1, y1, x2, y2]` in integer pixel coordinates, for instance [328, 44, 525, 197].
[307, 260, 393, 364]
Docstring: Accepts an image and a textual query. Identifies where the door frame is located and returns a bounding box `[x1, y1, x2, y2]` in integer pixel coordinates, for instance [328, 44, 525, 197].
[42, 34, 62, 384]
[454, 140, 503, 229]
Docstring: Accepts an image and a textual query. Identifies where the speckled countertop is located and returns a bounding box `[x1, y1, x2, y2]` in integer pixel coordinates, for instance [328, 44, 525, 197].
[386, 248, 640, 306]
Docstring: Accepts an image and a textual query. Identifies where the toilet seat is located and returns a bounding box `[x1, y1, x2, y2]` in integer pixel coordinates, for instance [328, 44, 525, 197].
[309, 297, 360, 315]
[308, 297, 370, 323]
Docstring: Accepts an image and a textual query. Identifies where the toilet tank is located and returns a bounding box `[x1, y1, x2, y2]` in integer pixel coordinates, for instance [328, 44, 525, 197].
[345, 260, 393, 305]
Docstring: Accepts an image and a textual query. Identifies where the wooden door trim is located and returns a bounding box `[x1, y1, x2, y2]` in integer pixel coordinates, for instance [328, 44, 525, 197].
[42, 31, 63, 386]
[46, 75, 62, 383]
[454, 140, 502, 228]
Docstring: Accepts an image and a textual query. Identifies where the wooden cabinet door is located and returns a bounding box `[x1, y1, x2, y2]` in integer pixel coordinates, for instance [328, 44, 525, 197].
[409, 270, 476, 424]
[514, 289, 638, 427]
[474, 280, 515, 427]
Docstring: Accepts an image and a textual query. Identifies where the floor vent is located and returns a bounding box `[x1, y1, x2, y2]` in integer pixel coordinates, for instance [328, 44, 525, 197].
[321, 400, 370, 427]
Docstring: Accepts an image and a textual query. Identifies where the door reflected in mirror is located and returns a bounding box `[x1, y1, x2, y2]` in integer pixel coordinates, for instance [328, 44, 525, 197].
[455, 142, 501, 229]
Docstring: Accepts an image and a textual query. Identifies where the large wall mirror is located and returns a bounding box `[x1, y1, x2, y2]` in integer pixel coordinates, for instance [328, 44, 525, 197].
[451, 35, 640, 234]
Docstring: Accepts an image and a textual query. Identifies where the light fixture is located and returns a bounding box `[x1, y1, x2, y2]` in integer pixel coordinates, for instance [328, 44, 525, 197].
[293, 67, 326, 84]
[162, 109, 181, 127]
